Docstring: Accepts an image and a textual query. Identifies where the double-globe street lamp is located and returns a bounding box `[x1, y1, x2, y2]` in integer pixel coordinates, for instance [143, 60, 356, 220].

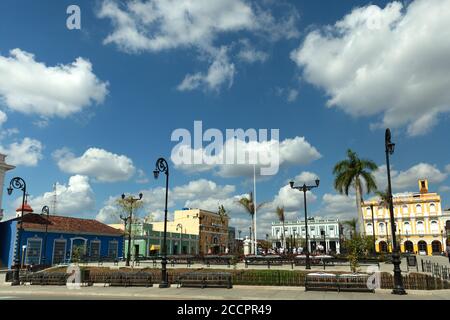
[153, 157, 170, 288]
[385, 128, 406, 295]
[121, 192, 143, 267]
[41, 205, 50, 266]
[7, 177, 27, 286]
[289, 178, 320, 270]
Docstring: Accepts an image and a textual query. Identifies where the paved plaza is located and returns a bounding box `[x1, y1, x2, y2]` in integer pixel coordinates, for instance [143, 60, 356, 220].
[0, 284, 449, 300]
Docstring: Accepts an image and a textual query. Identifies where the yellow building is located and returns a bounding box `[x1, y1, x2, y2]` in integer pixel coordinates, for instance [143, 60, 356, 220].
[363, 179, 449, 256]
[150, 208, 229, 255]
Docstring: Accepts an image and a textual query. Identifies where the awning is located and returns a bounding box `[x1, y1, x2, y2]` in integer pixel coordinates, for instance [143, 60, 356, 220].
[150, 245, 161, 251]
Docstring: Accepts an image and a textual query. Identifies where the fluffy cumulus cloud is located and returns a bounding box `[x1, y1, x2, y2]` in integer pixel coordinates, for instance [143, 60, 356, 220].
[98, 0, 298, 91]
[53, 147, 136, 182]
[374, 163, 448, 192]
[28, 175, 95, 217]
[0, 49, 108, 118]
[173, 135, 321, 178]
[318, 193, 356, 220]
[0, 137, 43, 166]
[291, 0, 450, 136]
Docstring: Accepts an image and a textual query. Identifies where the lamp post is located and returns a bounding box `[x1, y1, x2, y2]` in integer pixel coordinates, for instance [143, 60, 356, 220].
[153, 157, 169, 288]
[385, 128, 406, 295]
[177, 223, 183, 255]
[7, 177, 27, 286]
[41, 206, 50, 266]
[121, 192, 143, 266]
[290, 178, 320, 270]
[119, 214, 128, 262]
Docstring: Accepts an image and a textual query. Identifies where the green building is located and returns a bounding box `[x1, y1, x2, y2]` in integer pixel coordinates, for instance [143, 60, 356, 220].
[124, 223, 199, 258]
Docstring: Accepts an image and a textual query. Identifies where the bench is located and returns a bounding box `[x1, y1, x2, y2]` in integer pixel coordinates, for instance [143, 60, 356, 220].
[305, 273, 374, 293]
[244, 256, 291, 269]
[107, 272, 153, 287]
[177, 272, 232, 289]
[203, 256, 233, 268]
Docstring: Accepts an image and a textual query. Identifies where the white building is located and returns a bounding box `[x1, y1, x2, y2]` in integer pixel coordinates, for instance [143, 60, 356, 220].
[0, 153, 15, 220]
[271, 217, 341, 254]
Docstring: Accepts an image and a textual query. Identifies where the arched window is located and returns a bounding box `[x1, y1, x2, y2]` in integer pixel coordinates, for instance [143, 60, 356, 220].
[430, 220, 439, 234]
[403, 222, 412, 234]
[378, 223, 385, 235]
[416, 204, 422, 214]
[402, 205, 408, 214]
[429, 203, 436, 213]
[366, 223, 373, 235]
[416, 221, 425, 234]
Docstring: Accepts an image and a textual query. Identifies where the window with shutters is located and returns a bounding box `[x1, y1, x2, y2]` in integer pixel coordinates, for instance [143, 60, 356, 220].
[52, 239, 66, 265]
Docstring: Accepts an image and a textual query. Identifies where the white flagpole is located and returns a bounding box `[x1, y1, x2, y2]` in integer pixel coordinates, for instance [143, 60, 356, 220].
[253, 164, 257, 256]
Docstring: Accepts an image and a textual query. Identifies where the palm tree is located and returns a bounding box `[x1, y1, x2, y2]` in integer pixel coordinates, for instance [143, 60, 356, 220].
[218, 205, 228, 224]
[276, 206, 286, 250]
[237, 192, 266, 254]
[333, 149, 378, 235]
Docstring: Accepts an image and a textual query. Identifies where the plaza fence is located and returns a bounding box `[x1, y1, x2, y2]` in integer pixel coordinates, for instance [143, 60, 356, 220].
[421, 260, 450, 281]
[9, 266, 450, 290]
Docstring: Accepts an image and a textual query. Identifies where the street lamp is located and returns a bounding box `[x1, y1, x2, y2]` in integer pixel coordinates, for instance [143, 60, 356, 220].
[385, 128, 406, 295]
[7, 177, 27, 286]
[153, 157, 170, 288]
[176, 223, 183, 255]
[41, 206, 50, 266]
[290, 178, 320, 270]
[121, 192, 143, 266]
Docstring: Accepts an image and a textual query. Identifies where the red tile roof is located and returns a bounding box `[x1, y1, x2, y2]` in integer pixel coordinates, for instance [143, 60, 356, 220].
[18, 213, 123, 236]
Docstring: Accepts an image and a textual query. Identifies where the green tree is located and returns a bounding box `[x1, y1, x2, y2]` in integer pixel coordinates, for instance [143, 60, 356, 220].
[237, 192, 266, 254]
[276, 206, 286, 250]
[333, 149, 378, 236]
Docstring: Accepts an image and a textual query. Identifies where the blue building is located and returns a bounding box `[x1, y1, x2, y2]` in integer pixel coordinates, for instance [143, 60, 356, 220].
[0, 204, 124, 269]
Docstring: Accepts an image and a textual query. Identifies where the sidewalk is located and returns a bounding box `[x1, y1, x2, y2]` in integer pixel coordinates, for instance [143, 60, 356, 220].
[1, 284, 449, 300]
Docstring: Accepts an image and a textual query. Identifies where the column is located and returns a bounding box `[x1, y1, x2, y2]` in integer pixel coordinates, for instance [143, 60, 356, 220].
[336, 241, 340, 254]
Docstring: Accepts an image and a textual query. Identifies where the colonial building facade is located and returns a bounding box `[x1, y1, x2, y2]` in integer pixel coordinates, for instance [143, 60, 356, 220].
[363, 179, 448, 256]
[110, 222, 199, 258]
[271, 217, 341, 254]
[150, 208, 229, 255]
[0, 205, 123, 268]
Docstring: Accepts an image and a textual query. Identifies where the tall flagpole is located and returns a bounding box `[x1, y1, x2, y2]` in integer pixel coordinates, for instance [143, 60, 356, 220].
[253, 164, 257, 256]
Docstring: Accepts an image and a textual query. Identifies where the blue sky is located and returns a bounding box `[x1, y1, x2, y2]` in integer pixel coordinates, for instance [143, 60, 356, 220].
[1, 0, 449, 237]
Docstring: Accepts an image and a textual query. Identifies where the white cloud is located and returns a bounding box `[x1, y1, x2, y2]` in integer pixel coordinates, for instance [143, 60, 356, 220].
[319, 193, 356, 220]
[438, 186, 450, 193]
[98, 0, 298, 53]
[271, 185, 317, 212]
[291, 171, 320, 185]
[276, 87, 299, 103]
[173, 135, 321, 178]
[0, 137, 43, 166]
[374, 163, 448, 192]
[237, 39, 268, 63]
[0, 110, 7, 127]
[0, 49, 108, 118]
[173, 179, 235, 200]
[29, 175, 95, 217]
[446, 164, 450, 174]
[98, 0, 298, 91]
[177, 47, 235, 92]
[291, 0, 450, 136]
[53, 147, 136, 182]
